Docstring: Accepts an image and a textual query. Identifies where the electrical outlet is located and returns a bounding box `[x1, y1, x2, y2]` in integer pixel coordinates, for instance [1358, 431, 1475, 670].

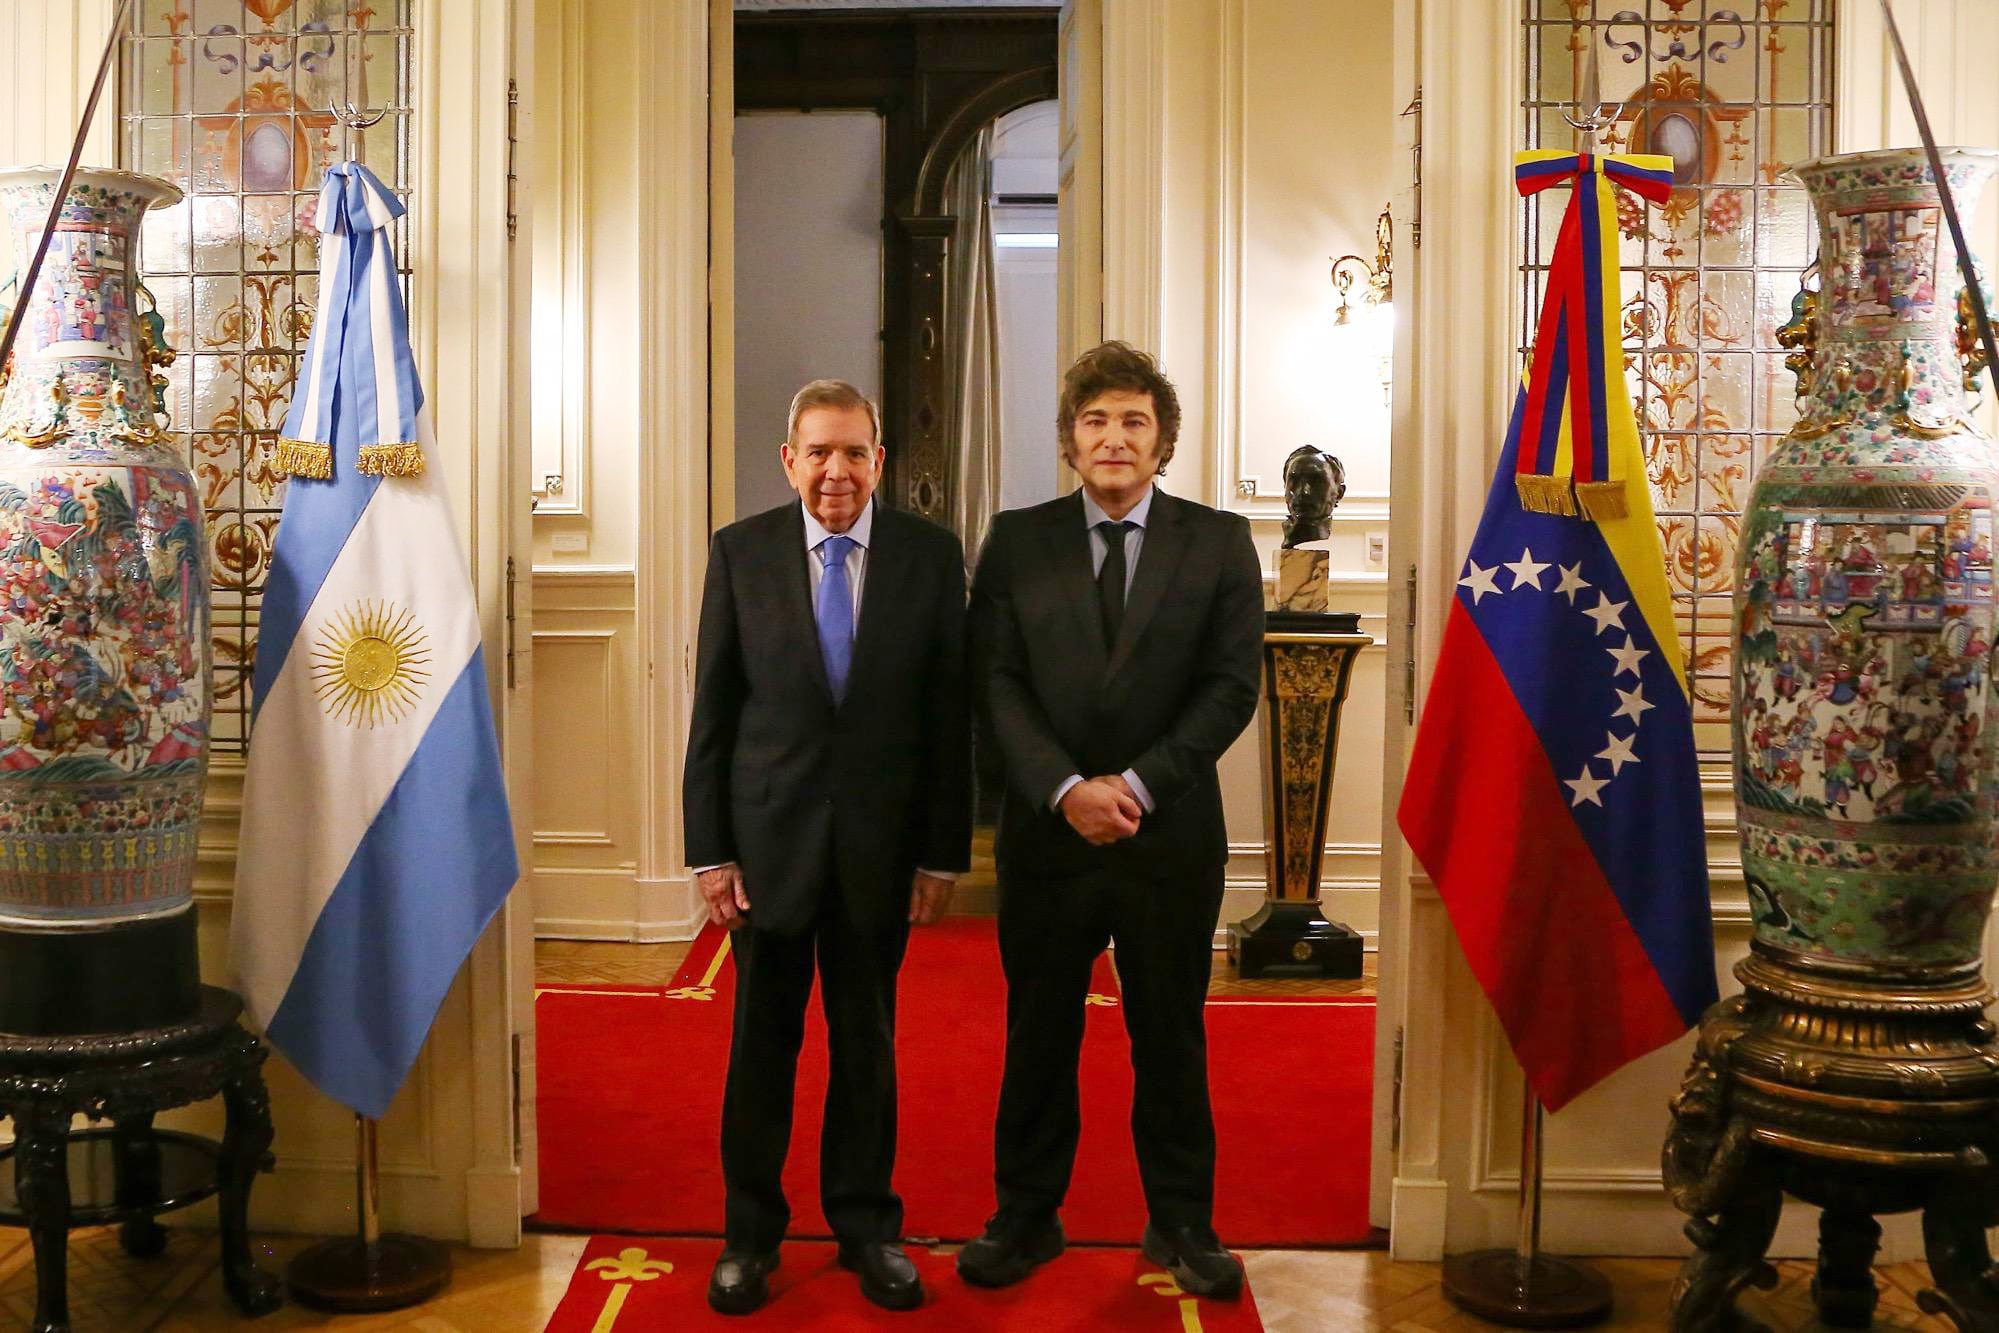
[1366, 531, 1387, 566]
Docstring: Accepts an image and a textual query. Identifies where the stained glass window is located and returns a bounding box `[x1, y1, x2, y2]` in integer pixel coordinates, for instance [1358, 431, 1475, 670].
[1521, 0, 1834, 757]
[119, 0, 414, 750]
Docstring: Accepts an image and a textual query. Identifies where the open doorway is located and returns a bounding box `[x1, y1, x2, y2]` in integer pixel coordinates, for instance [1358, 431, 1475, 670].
[528, 0, 1388, 1268]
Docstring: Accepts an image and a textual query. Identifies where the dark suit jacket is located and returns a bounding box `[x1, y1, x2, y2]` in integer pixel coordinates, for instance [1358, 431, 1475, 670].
[970, 488, 1264, 880]
[683, 501, 972, 934]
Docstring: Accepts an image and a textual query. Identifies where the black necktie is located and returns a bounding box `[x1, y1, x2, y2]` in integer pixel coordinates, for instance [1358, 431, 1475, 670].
[1097, 520, 1133, 648]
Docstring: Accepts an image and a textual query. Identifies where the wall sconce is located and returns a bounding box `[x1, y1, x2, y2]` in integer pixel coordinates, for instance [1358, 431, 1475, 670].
[1329, 205, 1393, 326]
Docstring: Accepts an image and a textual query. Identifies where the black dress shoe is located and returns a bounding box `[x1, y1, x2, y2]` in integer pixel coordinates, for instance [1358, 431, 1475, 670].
[707, 1248, 779, 1315]
[1140, 1222, 1244, 1299]
[955, 1214, 1065, 1288]
[837, 1240, 924, 1311]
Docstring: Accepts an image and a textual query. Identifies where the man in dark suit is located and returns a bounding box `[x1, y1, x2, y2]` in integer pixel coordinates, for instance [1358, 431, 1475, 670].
[683, 379, 971, 1315]
[958, 342, 1264, 1299]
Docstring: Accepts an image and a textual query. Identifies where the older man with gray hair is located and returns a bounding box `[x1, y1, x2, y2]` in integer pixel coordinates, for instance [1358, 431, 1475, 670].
[684, 379, 971, 1315]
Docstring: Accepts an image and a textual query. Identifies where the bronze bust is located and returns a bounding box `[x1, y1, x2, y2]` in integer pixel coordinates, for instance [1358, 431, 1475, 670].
[1280, 446, 1346, 548]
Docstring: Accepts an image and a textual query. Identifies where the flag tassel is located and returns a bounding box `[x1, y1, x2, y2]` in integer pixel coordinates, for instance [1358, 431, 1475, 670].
[1515, 473, 1577, 516]
[1574, 478, 1629, 521]
[274, 437, 334, 480]
[357, 441, 426, 476]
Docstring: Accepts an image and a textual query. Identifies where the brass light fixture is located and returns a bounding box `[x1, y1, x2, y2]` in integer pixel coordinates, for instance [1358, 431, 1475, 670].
[1329, 204, 1394, 325]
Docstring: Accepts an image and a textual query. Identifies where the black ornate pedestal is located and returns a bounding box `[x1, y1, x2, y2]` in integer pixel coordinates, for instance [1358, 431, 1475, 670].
[1228, 610, 1371, 979]
[1663, 945, 1999, 1331]
[0, 985, 284, 1333]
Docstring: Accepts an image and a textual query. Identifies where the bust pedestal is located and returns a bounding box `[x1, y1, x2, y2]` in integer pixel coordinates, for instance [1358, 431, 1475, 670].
[1228, 567, 1371, 979]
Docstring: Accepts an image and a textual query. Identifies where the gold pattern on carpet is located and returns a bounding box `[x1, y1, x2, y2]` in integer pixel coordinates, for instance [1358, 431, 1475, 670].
[1140, 1270, 1209, 1331]
[581, 1246, 673, 1332]
[664, 933, 731, 1000]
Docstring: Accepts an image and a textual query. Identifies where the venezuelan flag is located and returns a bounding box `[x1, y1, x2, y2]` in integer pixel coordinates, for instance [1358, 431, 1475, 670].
[1397, 152, 1716, 1112]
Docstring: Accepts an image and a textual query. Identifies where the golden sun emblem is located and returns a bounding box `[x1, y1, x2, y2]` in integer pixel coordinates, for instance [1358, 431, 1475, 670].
[309, 600, 433, 728]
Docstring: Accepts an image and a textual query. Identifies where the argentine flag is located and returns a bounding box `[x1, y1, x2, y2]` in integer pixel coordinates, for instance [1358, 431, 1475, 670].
[232, 163, 519, 1119]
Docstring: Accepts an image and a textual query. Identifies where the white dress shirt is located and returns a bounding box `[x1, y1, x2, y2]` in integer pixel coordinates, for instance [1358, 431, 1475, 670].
[1050, 485, 1158, 817]
[692, 498, 956, 883]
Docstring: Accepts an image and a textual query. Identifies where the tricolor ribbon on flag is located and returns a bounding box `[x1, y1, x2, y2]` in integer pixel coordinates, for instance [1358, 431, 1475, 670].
[1511, 151, 1673, 521]
[274, 162, 426, 481]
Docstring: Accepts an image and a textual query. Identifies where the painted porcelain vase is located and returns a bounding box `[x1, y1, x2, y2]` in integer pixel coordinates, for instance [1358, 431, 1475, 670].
[0, 168, 208, 929]
[1733, 147, 1999, 974]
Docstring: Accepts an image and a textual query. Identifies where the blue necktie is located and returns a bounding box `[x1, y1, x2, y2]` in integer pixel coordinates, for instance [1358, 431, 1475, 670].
[816, 534, 857, 701]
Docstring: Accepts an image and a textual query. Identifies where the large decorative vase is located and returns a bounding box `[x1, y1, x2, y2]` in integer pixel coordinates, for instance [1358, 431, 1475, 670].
[1664, 148, 1999, 1332]
[0, 168, 205, 1035]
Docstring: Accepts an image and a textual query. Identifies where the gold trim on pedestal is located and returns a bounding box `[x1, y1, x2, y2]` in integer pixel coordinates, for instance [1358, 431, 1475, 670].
[1261, 630, 1370, 903]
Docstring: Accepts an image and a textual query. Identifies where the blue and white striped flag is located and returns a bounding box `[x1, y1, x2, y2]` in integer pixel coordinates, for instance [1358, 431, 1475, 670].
[232, 163, 519, 1119]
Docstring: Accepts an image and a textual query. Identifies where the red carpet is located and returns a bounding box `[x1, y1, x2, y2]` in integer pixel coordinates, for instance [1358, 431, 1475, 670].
[541, 1236, 1266, 1331]
[533, 917, 1374, 1246]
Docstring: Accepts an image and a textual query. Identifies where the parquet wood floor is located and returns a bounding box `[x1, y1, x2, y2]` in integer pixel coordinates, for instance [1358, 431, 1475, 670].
[0, 1224, 1957, 1330]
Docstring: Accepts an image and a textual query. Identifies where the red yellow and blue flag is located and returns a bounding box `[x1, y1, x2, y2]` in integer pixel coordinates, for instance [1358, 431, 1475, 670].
[1397, 151, 1716, 1112]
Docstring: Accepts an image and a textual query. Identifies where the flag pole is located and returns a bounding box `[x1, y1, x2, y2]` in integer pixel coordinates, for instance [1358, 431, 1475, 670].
[286, 1114, 452, 1313]
[1441, 1077, 1613, 1327]
[358, 1114, 382, 1249]
[1517, 1094, 1545, 1280]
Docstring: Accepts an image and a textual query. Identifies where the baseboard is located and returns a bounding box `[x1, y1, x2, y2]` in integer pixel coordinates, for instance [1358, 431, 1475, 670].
[1388, 1177, 1449, 1260]
[532, 868, 701, 941]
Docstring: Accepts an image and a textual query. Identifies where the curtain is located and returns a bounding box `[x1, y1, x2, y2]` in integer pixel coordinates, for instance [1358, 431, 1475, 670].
[943, 126, 1002, 564]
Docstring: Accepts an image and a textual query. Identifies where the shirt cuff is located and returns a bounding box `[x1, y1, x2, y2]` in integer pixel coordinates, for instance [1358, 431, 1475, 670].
[916, 869, 960, 882]
[691, 862, 735, 875]
[1050, 774, 1085, 812]
[1120, 768, 1156, 813]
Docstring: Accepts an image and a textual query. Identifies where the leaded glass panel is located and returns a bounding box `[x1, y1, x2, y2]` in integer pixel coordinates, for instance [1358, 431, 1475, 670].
[119, 0, 414, 750]
[1521, 0, 1834, 758]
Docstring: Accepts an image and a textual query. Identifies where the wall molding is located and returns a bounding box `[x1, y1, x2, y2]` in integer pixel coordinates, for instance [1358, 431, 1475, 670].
[528, 0, 592, 517]
[1098, 0, 1163, 350]
[1209, 0, 1246, 514]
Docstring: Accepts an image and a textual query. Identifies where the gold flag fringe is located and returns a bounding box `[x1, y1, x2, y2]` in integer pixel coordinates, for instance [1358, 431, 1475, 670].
[1574, 479, 1629, 521]
[357, 441, 426, 477]
[1515, 473, 1576, 516]
[273, 437, 333, 480]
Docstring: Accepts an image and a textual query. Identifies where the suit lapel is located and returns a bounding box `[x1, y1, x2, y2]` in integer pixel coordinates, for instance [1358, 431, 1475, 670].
[1107, 490, 1188, 679]
[846, 505, 912, 704]
[1051, 492, 1111, 665]
[775, 503, 835, 704]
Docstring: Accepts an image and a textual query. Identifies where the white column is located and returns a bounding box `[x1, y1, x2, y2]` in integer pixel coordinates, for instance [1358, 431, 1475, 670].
[634, 0, 714, 940]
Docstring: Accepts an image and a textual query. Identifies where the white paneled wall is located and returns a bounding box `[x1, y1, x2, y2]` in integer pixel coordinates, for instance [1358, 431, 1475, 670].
[529, 0, 711, 942]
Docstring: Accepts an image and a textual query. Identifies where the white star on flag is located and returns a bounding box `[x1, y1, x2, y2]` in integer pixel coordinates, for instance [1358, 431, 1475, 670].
[1613, 683, 1655, 723]
[1583, 593, 1628, 636]
[1554, 562, 1590, 604]
[1459, 560, 1503, 604]
[1505, 548, 1550, 591]
[1606, 637, 1649, 678]
[1564, 764, 1609, 808]
[1597, 730, 1641, 775]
